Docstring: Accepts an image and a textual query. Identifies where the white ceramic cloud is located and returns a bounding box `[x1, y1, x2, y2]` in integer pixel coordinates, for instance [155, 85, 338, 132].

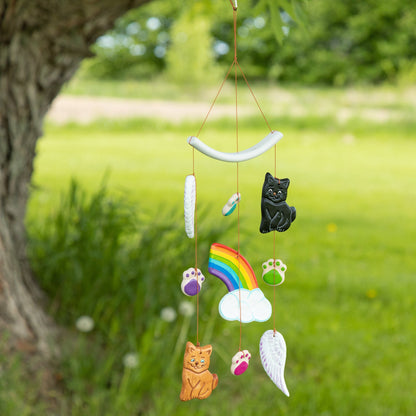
[219, 288, 271, 323]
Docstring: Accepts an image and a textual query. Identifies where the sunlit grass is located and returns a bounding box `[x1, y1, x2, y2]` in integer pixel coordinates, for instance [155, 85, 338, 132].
[25, 86, 416, 415]
[63, 75, 416, 122]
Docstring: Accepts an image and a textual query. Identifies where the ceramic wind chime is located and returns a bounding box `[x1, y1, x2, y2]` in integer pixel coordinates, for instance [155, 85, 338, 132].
[180, 0, 296, 401]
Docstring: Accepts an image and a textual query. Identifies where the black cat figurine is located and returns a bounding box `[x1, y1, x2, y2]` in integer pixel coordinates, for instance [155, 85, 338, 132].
[260, 172, 296, 233]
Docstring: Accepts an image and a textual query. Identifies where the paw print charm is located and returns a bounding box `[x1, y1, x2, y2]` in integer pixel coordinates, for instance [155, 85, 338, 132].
[230, 350, 251, 376]
[181, 268, 205, 296]
[222, 193, 241, 216]
[262, 259, 287, 286]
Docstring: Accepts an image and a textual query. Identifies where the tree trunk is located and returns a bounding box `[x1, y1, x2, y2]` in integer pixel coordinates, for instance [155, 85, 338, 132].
[0, 0, 151, 357]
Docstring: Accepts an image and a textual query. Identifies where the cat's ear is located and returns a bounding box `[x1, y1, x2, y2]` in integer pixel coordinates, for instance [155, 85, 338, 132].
[200, 344, 212, 356]
[265, 172, 274, 183]
[186, 342, 196, 353]
[279, 178, 290, 189]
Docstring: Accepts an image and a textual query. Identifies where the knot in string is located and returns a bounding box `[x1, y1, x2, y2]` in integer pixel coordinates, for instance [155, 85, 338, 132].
[228, 0, 238, 11]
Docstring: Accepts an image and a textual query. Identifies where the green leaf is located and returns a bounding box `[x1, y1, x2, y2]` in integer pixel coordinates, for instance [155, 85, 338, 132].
[252, 0, 268, 14]
[268, 0, 284, 43]
[277, 0, 296, 19]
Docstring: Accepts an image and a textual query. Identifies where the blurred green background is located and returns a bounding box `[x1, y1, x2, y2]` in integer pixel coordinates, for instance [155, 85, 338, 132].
[1, 0, 415, 414]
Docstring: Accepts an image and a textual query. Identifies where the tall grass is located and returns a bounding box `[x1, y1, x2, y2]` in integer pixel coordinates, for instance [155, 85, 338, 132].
[0, 346, 48, 415]
[28, 180, 232, 415]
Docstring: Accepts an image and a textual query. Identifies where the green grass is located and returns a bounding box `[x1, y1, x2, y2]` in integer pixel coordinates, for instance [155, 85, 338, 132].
[63, 75, 236, 102]
[63, 75, 416, 119]
[24, 84, 416, 415]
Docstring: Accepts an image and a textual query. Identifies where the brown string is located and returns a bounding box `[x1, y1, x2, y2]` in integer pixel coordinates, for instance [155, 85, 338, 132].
[195, 8, 271, 139]
[233, 9, 238, 63]
[194, 173, 199, 346]
[191, 146, 199, 345]
[192, 146, 195, 176]
[234, 7, 239, 254]
[274, 142, 277, 178]
[192, 0, 274, 348]
[273, 231, 276, 334]
[236, 61, 273, 133]
[273, 144, 277, 334]
[273, 142, 278, 334]
[196, 61, 235, 138]
[230, 7, 244, 353]
[194, 27, 229, 347]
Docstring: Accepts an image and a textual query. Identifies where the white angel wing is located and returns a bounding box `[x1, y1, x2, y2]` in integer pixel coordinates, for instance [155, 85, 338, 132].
[260, 329, 290, 397]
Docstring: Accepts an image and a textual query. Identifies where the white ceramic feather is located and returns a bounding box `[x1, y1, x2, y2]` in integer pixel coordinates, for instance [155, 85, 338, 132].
[184, 175, 196, 238]
[259, 330, 290, 397]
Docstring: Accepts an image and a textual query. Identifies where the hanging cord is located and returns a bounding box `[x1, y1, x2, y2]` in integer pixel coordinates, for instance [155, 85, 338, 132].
[273, 231, 277, 334]
[193, 0, 273, 347]
[231, 6, 244, 353]
[196, 1, 271, 139]
[273, 142, 277, 334]
[191, 132, 200, 345]
[233, 7, 239, 253]
[236, 62, 272, 133]
[228, 0, 238, 11]
[194, 173, 200, 346]
[274, 140, 277, 178]
[196, 61, 235, 138]
[272, 140, 279, 335]
[193, 0, 238, 349]
[191, 145, 201, 346]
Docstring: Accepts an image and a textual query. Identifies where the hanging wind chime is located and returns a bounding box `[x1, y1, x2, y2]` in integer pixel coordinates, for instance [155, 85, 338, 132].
[180, 0, 296, 401]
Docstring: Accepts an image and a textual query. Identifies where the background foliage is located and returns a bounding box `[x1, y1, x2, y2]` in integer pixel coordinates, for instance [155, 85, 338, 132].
[274, 0, 416, 85]
[82, 0, 416, 85]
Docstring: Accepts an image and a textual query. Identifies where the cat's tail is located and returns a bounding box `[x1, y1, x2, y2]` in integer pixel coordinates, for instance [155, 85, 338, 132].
[212, 373, 219, 390]
[290, 206, 296, 222]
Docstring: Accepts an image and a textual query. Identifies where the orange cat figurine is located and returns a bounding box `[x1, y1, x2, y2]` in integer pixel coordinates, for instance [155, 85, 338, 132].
[179, 341, 218, 401]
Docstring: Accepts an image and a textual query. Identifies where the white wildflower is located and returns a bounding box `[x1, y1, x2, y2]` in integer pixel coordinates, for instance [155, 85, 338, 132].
[160, 307, 177, 322]
[123, 352, 139, 369]
[179, 301, 195, 317]
[75, 315, 94, 333]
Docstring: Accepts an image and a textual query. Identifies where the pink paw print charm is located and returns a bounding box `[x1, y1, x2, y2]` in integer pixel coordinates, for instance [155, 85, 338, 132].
[181, 268, 205, 296]
[230, 350, 251, 375]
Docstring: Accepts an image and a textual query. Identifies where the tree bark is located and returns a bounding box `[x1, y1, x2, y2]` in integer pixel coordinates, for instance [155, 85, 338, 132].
[0, 0, 151, 357]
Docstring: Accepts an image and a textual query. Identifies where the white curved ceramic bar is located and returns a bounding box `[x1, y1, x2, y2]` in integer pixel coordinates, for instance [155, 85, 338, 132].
[187, 130, 283, 163]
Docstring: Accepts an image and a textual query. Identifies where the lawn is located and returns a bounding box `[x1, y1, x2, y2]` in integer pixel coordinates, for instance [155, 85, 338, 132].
[20, 82, 416, 415]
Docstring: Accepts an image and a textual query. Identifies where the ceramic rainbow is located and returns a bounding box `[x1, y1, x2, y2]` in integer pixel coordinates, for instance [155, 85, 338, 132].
[208, 243, 272, 323]
[209, 243, 257, 291]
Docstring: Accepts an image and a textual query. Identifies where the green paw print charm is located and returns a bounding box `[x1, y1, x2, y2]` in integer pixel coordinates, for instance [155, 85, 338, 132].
[262, 259, 287, 286]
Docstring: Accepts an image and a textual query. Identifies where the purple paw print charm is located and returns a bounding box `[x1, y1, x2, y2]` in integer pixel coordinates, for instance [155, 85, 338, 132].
[181, 268, 205, 296]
